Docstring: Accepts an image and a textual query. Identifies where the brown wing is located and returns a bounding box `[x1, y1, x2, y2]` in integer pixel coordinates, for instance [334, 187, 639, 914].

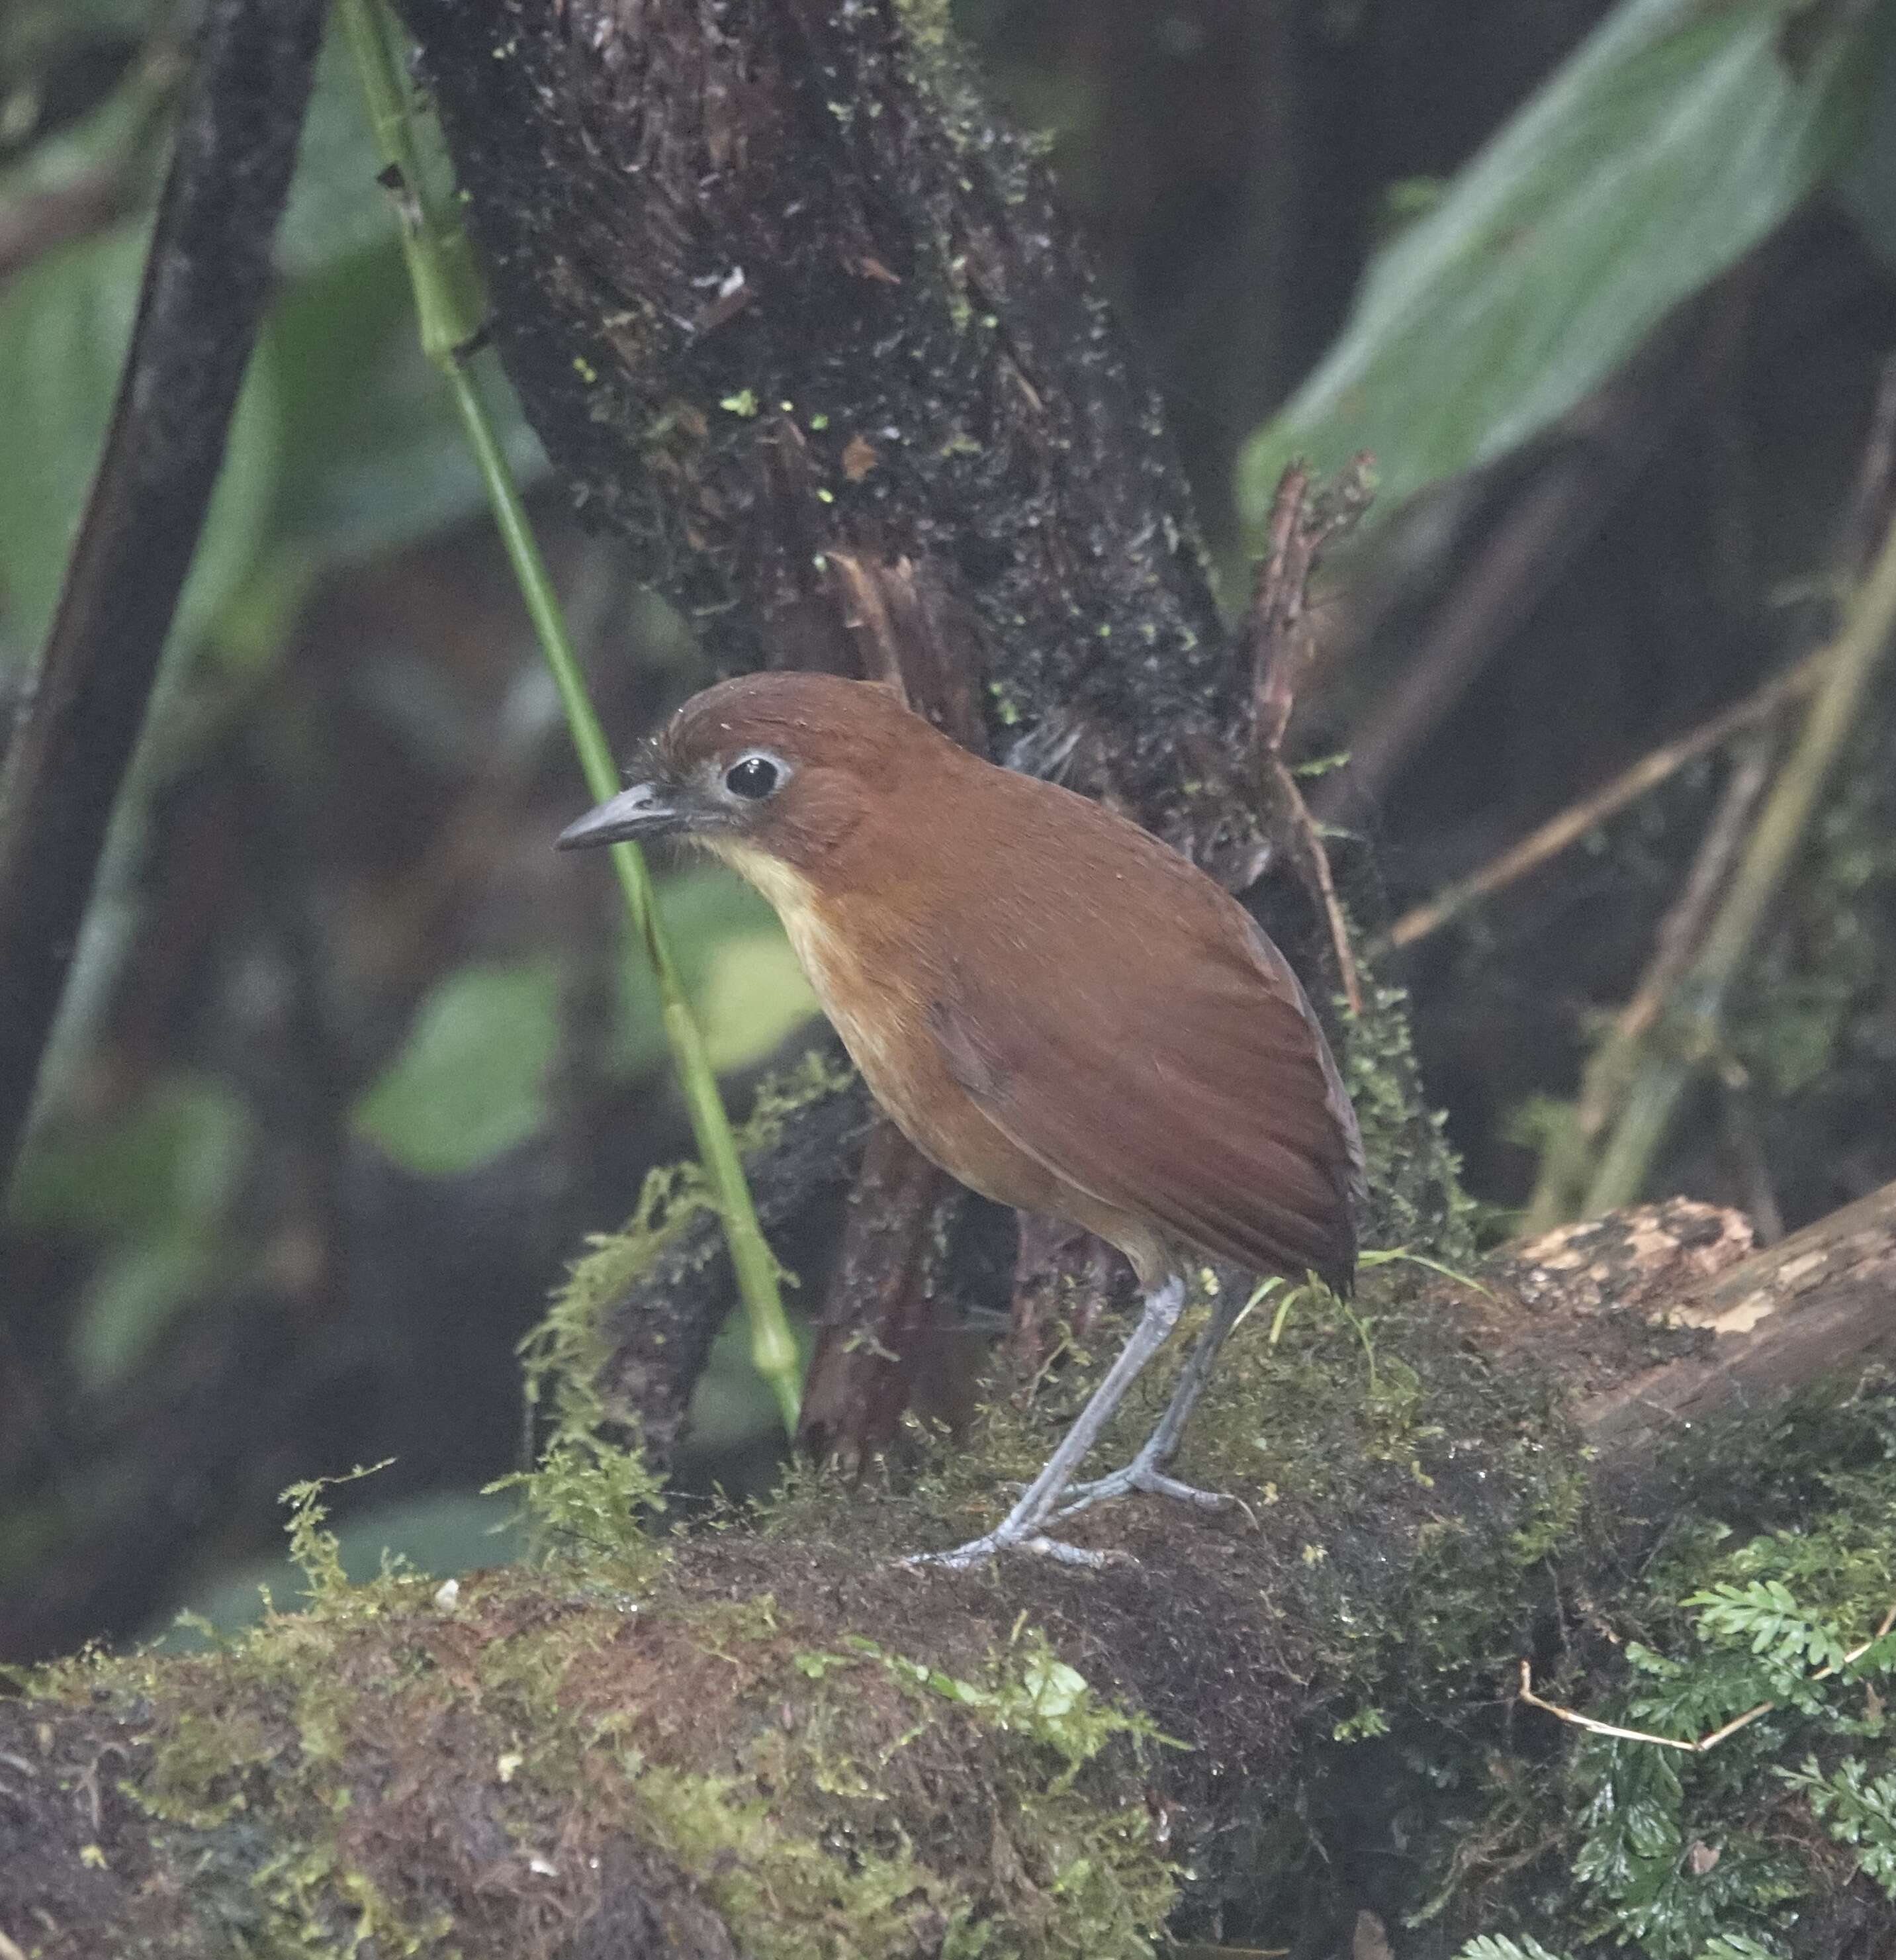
[928, 900, 1364, 1294]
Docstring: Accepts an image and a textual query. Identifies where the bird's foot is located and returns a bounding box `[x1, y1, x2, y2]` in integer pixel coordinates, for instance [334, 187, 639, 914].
[902, 1525, 1134, 1573]
[1052, 1456, 1236, 1522]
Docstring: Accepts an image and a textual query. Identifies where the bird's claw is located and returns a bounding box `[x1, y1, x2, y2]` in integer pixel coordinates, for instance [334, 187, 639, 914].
[902, 1529, 1134, 1572]
[913, 1456, 1238, 1570]
[1052, 1461, 1236, 1522]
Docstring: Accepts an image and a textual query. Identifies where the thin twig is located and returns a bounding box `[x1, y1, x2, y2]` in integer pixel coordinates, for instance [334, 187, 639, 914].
[1382, 647, 1830, 953]
[1525, 732, 1778, 1232]
[1312, 342, 1690, 828]
[1243, 459, 1375, 1014]
[1838, 358, 1896, 581]
[1517, 1601, 1896, 1754]
[1583, 499, 1896, 1215]
[1395, 356, 1896, 963]
[1525, 351, 1896, 1227]
[346, 0, 800, 1432]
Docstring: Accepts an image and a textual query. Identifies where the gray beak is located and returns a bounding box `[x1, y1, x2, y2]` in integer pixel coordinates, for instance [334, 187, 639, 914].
[555, 779, 688, 851]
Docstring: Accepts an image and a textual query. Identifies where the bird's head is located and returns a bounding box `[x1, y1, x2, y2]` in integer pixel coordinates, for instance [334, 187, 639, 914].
[555, 670, 943, 894]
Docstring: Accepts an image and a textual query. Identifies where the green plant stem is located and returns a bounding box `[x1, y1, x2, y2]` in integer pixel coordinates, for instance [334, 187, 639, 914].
[341, 0, 799, 1434]
[1582, 506, 1896, 1217]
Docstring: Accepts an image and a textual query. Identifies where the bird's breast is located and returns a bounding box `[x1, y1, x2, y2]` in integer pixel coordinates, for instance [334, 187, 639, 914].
[707, 842, 925, 1114]
[706, 839, 1055, 1213]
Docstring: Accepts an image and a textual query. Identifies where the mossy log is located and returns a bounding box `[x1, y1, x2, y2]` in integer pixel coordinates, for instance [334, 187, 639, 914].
[6, 1184, 1895, 1958]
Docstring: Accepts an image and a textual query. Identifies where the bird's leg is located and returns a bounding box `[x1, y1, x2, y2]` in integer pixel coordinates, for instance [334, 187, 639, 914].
[905, 1275, 1186, 1570]
[1052, 1286, 1246, 1520]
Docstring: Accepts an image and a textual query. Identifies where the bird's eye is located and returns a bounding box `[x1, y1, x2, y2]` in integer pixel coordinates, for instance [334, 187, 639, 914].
[724, 754, 780, 800]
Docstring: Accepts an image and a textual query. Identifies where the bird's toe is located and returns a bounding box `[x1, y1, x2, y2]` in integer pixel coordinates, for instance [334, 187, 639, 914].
[900, 1526, 1135, 1571]
[1054, 1462, 1235, 1521]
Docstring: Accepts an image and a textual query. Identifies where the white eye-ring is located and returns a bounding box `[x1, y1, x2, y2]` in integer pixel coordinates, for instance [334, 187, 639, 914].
[723, 751, 786, 801]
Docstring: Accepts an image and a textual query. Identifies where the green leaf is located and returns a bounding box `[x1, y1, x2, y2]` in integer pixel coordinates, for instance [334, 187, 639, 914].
[9, 1070, 251, 1241]
[0, 220, 279, 660]
[1684, 1578, 1850, 1672]
[273, 17, 398, 279]
[1782, 1755, 1896, 1895]
[353, 958, 561, 1176]
[72, 1235, 217, 1393]
[1453, 1937, 1570, 1960]
[694, 929, 820, 1073]
[269, 241, 539, 565]
[1238, 0, 1874, 536]
[1021, 1652, 1091, 1721]
[615, 867, 818, 1079]
[9, 1071, 253, 1393]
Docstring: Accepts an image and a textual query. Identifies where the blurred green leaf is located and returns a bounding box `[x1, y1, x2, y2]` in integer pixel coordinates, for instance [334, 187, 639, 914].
[0, 0, 156, 174]
[1, 0, 154, 69]
[696, 929, 820, 1073]
[273, 17, 396, 279]
[158, 1488, 529, 1645]
[614, 866, 818, 1078]
[353, 958, 561, 1176]
[9, 1070, 251, 1240]
[680, 1301, 817, 1466]
[0, 219, 279, 658]
[73, 1235, 216, 1391]
[269, 241, 541, 565]
[354, 882, 815, 1181]
[1239, 0, 1877, 536]
[9, 1072, 252, 1392]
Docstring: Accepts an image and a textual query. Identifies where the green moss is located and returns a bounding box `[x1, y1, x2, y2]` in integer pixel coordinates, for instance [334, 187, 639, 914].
[519, 1049, 849, 1444]
[638, 1763, 977, 1959]
[485, 1430, 669, 1573]
[15, 1421, 1179, 1959]
[1343, 972, 1476, 1261]
[457, 1577, 1177, 1959]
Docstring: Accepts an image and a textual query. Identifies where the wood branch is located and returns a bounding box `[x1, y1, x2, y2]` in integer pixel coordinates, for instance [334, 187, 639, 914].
[1241, 460, 1373, 1013]
[1578, 1178, 1896, 1484]
[0, 0, 325, 1199]
[586, 1063, 874, 1470]
[1523, 732, 1780, 1231]
[794, 1117, 985, 1465]
[11, 1183, 1896, 1958]
[1380, 645, 1830, 953]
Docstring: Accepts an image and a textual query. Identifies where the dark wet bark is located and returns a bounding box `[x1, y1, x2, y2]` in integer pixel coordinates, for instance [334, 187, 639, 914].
[397, 0, 1261, 866]
[590, 1065, 874, 1466]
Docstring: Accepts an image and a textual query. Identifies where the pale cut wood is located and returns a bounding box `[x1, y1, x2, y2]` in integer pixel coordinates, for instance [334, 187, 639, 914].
[1578, 1178, 1896, 1474]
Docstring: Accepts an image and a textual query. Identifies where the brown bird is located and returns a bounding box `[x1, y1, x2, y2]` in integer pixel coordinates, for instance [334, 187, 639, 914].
[558, 671, 1364, 1567]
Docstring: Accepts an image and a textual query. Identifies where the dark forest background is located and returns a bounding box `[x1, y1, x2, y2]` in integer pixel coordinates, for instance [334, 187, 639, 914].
[2, 0, 1893, 1667]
